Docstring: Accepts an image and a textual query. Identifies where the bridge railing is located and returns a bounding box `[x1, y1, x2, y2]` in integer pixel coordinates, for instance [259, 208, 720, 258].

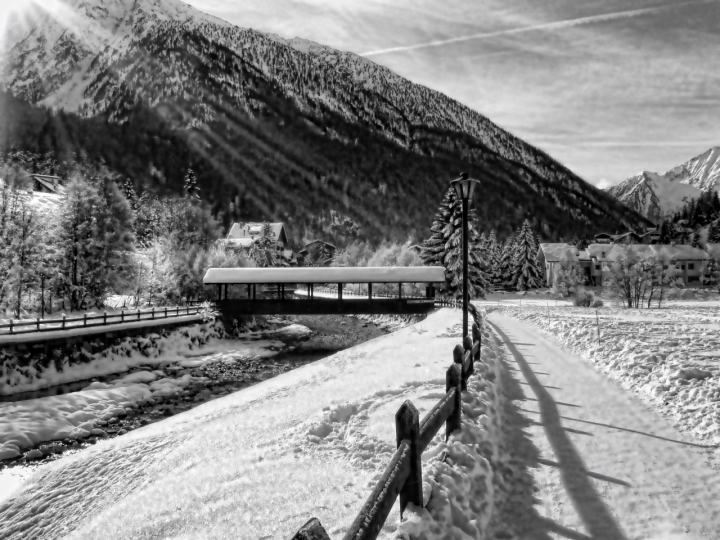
[0, 305, 205, 336]
[290, 318, 483, 540]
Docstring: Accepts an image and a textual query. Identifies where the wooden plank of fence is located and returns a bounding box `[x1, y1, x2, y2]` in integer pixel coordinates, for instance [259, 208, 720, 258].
[418, 390, 455, 451]
[342, 442, 412, 540]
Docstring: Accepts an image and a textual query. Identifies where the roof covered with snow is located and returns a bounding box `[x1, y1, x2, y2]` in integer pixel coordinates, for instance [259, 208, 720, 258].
[538, 243, 584, 262]
[203, 266, 446, 284]
[587, 244, 710, 262]
[227, 223, 286, 241]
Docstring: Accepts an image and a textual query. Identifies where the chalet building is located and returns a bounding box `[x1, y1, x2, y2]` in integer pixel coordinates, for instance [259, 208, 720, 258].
[594, 229, 660, 245]
[537, 243, 591, 287]
[539, 243, 710, 287]
[225, 222, 297, 265]
[299, 240, 337, 267]
[31, 174, 64, 195]
[587, 244, 708, 286]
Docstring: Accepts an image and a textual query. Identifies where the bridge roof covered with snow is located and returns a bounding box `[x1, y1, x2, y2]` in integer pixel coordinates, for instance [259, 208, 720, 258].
[203, 266, 446, 284]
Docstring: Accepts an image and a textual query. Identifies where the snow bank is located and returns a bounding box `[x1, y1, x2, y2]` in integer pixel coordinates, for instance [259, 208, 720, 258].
[495, 305, 720, 444]
[0, 320, 280, 395]
[0, 309, 506, 540]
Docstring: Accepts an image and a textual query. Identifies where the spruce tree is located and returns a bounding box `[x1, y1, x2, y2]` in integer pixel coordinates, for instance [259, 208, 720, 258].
[691, 232, 701, 249]
[420, 187, 490, 299]
[497, 235, 515, 288]
[708, 221, 720, 243]
[659, 220, 673, 244]
[183, 169, 201, 200]
[704, 257, 718, 287]
[511, 220, 542, 290]
[249, 222, 278, 267]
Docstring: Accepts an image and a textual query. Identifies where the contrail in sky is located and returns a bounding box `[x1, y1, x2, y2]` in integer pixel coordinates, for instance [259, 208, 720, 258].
[360, 1, 710, 56]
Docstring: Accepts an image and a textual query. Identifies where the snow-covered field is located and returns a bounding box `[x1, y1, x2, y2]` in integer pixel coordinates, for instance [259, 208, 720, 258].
[494, 303, 720, 445]
[0, 309, 506, 540]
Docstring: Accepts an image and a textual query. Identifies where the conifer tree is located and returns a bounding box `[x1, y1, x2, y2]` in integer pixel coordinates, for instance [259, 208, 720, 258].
[708, 221, 720, 243]
[496, 235, 515, 287]
[659, 220, 674, 244]
[704, 257, 718, 287]
[183, 168, 201, 200]
[691, 232, 701, 249]
[420, 188, 489, 299]
[511, 220, 542, 290]
[249, 222, 278, 267]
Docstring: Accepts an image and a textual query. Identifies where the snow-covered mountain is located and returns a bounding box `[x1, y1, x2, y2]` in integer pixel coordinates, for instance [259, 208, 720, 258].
[607, 148, 720, 223]
[0, 0, 650, 241]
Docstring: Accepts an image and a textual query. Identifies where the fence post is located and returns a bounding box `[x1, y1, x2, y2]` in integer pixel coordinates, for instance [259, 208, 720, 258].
[36, 318, 40, 331]
[165, 307, 168, 318]
[62, 314, 66, 329]
[9, 319, 12, 334]
[176, 306, 179, 316]
[395, 400, 422, 515]
[187, 306, 190, 315]
[84, 313, 87, 327]
[463, 334, 474, 379]
[291, 518, 331, 540]
[104, 311, 107, 325]
[472, 323, 482, 367]
[446, 363, 462, 439]
[454, 344, 466, 391]
[137, 309, 141, 321]
[121, 310, 124, 323]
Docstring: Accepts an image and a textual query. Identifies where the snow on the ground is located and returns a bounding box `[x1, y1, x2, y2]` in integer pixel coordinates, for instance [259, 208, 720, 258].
[487, 312, 720, 539]
[0, 309, 505, 540]
[0, 322, 313, 457]
[0, 320, 293, 395]
[493, 303, 720, 444]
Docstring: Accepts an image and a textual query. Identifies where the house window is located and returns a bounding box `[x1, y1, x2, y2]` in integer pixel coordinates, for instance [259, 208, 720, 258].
[688, 276, 699, 282]
[595, 264, 600, 270]
[682, 264, 686, 270]
[688, 263, 694, 270]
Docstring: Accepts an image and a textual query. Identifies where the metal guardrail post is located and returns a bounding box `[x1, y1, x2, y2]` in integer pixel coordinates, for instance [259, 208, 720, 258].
[395, 400, 422, 515]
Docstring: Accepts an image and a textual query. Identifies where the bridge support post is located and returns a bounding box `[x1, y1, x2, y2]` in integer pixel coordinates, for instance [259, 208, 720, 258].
[368, 283, 372, 300]
[338, 283, 342, 300]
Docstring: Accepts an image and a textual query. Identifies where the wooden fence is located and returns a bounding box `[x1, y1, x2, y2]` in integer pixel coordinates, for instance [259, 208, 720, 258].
[0, 305, 204, 336]
[291, 318, 483, 540]
[308, 286, 460, 309]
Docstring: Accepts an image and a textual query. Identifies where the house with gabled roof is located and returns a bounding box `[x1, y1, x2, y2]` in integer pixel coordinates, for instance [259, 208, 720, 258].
[587, 244, 709, 286]
[31, 174, 64, 195]
[225, 222, 296, 265]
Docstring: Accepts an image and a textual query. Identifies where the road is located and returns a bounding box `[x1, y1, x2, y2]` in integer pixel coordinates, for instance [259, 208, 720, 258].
[487, 312, 720, 540]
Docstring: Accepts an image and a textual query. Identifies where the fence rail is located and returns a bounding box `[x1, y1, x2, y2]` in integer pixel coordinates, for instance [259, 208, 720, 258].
[291, 318, 483, 540]
[0, 305, 204, 336]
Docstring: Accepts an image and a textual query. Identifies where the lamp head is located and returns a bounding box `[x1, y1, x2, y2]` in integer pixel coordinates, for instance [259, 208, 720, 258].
[450, 172, 481, 200]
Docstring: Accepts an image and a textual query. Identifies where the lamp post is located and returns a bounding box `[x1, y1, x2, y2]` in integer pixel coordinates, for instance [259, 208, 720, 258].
[450, 172, 481, 338]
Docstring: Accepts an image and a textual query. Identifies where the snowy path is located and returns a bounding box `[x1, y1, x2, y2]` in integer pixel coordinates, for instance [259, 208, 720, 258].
[488, 312, 720, 539]
[0, 309, 471, 540]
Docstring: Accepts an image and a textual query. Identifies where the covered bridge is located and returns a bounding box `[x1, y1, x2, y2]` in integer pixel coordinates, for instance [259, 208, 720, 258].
[203, 266, 446, 329]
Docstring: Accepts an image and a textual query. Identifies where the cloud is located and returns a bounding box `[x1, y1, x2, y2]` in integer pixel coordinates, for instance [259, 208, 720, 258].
[360, 1, 709, 57]
[594, 178, 614, 189]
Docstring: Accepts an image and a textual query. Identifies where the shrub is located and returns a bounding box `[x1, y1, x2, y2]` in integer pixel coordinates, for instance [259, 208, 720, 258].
[590, 298, 604, 308]
[573, 292, 593, 307]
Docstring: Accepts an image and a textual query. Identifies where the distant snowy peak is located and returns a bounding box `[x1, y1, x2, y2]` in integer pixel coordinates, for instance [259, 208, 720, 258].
[607, 171, 700, 223]
[607, 147, 720, 223]
[664, 147, 720, 192]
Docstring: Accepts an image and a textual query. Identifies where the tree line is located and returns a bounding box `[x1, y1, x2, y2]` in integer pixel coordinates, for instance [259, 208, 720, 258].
[0, 163, 254, 317]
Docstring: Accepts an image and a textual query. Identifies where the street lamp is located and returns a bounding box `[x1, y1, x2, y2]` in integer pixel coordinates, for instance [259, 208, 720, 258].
[450, 172, 481, 338]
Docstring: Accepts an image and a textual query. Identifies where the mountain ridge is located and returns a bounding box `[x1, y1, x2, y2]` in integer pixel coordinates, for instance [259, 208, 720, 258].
[0, 0, 651, 244]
